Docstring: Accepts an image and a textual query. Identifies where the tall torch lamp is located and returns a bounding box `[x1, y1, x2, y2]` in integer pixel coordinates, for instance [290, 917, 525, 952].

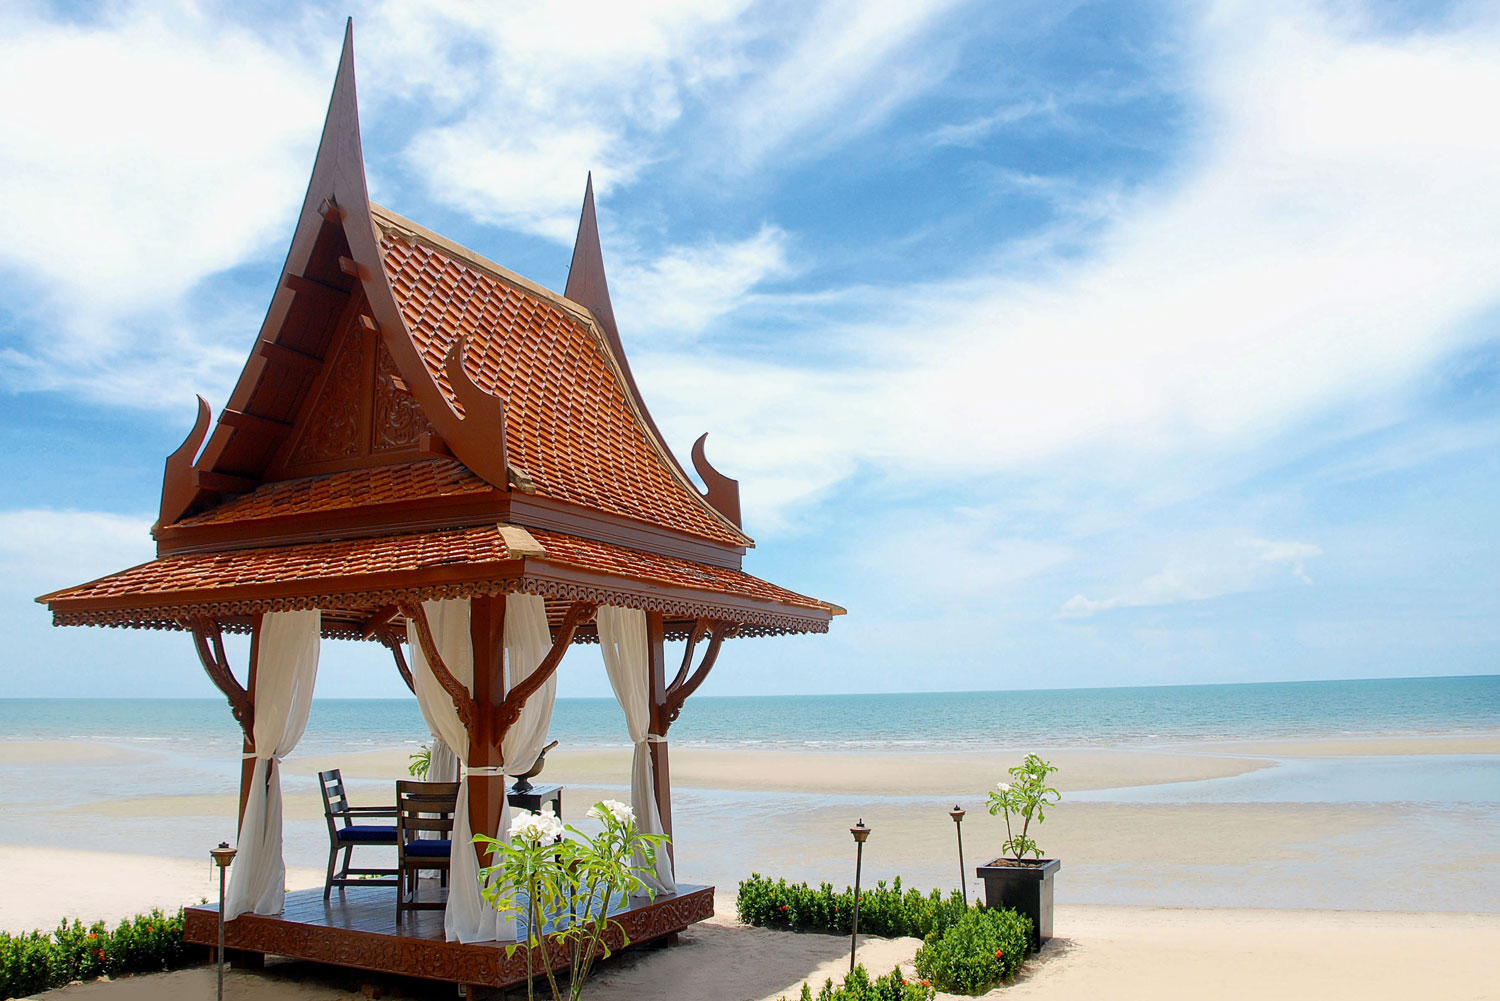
[210, 841, 237, 1001]
[950, 805, 968, 906]
[849, 819, 871, 973]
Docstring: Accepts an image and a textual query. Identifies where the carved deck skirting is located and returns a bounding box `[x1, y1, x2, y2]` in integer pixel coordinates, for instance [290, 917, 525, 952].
[184, 884, 714, 988]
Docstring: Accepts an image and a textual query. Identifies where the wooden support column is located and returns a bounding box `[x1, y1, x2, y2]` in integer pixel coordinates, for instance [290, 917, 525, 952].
[188, 614, 259, 836]
[467, 594, 508, 867]
[237, 616, 263, 833]
[646, 611, 674, 858]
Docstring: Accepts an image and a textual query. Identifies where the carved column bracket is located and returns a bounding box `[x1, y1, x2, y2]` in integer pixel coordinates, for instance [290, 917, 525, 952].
[490, 601, 597, 741]
[398, 601, 477, 732]
[659, 619, 739, 734]
[378, 630, 415, 694]
[187, 616, 255, 738]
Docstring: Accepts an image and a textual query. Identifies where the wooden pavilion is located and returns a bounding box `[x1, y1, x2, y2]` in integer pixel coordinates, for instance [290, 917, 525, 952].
[36, 23, 837, 997]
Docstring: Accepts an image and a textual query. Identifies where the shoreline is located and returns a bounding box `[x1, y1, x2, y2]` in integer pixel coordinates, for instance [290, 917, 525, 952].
[3, 735, 1497, 927]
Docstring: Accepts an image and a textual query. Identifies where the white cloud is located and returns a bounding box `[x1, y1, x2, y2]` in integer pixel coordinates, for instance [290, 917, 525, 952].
[1057, 537, 1323, 618]
[366, 0, 969, 234]
[366, 0, 756, 239]
[925, 96, 1062, 148]
[0, 1, 324, 404]
[715, 0, 970, 170]
[643, 1, 1500, 530]
[856, 507, 1074, 602]
[614, 225, 791, 340]
[0, 509, 155, 594]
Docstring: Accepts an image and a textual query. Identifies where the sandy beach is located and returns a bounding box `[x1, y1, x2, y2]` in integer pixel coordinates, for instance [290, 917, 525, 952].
[9, 874, 1499, 1001]
[3, 731, 1498, 999]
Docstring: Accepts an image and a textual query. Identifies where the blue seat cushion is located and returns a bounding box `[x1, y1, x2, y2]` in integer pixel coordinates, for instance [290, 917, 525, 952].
[336, 825, 397, 844]
[404, 839, 452, 858]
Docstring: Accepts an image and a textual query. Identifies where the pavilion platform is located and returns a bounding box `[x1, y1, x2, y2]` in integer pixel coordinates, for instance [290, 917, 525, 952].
[184, 882, 715, 994]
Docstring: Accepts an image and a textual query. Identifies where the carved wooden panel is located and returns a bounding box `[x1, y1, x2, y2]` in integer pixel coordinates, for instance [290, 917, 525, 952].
[372, 339, 433, 452]
[289, 327, 366, 466]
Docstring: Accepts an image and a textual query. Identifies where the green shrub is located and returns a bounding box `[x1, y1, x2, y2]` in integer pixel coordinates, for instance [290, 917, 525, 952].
[914, 905, 1032, 995]
[781, 964, 934, 1001]
[737, 874, 967, 939]
[0, 908, 199, 998]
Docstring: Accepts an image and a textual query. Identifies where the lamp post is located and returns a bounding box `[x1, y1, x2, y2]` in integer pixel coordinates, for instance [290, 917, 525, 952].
[949, 805, 968, 906]
[849, 819, 870, 973]
[210, 841, 237, 1001]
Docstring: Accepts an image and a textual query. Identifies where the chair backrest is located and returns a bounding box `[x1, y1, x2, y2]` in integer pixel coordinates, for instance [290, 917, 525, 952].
[396, 780, 460, 854]
[318, 769, 348, 835]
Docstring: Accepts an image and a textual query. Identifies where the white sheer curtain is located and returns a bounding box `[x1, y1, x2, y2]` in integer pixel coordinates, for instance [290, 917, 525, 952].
[426, 740, 459, 783]
[414, 682, 459, 784]
[501, 593, 557, 776]
[597, 605, 676, 895]
[407, 598, 506, 943]
[224, 609, 321, 919]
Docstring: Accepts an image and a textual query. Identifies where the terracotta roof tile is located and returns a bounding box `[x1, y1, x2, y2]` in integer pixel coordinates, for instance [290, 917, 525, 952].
[49, 527, 511, 603]
[378, 231, 745, 549]
[42, 527, 826, 622]
[528, 530, 826, 611]
[177, 458, 496, 527]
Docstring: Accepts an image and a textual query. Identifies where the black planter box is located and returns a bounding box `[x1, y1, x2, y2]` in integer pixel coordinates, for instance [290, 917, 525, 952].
[976, 857, 1060, 951]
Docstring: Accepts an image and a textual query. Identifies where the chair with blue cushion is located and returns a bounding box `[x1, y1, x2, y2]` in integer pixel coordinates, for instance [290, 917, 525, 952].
[395, 779, 459, 924]
[318, 768, 399, 899]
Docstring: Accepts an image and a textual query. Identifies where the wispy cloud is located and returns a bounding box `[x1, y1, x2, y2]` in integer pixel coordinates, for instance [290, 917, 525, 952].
[714, 0, 971, 170]
[365, 0, 755, 240]
[643, 0, 1500, 529]
[613, 225, 791, 342]
[1057, 537, 1323, 619]
[925, 97, 1062, 148]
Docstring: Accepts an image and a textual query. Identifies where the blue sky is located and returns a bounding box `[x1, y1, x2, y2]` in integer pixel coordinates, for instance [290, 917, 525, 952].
[2, 0, 1499, 699]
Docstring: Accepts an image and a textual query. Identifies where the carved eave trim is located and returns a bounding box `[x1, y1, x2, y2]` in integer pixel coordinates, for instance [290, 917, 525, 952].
[44, 563, 832, 637]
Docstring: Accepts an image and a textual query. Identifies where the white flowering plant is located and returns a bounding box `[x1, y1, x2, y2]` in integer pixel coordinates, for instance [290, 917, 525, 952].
[475, 799, 668, 1001]
[985, 754, 1060, 861]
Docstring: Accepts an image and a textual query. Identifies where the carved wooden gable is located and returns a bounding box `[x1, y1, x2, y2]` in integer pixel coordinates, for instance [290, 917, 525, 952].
[273, 313, 435, 479]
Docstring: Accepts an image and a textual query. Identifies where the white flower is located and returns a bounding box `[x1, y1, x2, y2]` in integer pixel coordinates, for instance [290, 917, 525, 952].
[507, 807, 564, 845]
[997, 782, 1012, 793]
[587, 799, 634, 824]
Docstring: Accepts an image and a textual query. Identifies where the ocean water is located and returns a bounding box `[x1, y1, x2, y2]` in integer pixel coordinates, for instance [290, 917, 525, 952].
[2, 675, 1499, 913]
[2, 674, 1497, 756]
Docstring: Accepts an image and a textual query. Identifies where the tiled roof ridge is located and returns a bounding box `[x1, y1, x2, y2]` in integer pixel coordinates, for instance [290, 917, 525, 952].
[369, 202, 754, 549]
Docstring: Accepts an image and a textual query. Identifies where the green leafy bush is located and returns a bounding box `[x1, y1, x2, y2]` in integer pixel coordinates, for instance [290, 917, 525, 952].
[782, 964, 934, 1001]
[737, 874, 967, 939]
[914, 905, 1032, 995]
[0, 908, 199, 999]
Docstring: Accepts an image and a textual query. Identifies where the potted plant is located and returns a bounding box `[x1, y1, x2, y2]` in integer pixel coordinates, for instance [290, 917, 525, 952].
[976, 754, 1060, 951]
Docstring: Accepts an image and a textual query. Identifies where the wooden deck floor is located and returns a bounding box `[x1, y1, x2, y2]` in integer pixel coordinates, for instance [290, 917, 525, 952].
[184, 882, 714, 991]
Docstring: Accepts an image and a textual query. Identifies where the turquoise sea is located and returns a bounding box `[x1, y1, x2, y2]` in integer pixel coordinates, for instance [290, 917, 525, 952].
[3, 675, 1498, 912]
[3, 674, 1497, 756]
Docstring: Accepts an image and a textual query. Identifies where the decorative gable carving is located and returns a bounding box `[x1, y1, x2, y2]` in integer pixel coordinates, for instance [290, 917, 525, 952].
[289, 325, 366, 467]
[275, 313, 438, 481]
[372, 339, 433, 452]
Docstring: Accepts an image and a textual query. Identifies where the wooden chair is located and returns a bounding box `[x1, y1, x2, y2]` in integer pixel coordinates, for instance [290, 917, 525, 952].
[396, 779, 460, 924]
[319, 769, 399, 899]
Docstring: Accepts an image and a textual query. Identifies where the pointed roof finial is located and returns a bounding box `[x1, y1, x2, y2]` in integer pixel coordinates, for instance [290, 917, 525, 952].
[565, 173, 621, 347]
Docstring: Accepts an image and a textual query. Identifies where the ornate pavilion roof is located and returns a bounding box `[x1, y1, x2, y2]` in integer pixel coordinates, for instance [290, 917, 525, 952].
[37, 26, 837, 642]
